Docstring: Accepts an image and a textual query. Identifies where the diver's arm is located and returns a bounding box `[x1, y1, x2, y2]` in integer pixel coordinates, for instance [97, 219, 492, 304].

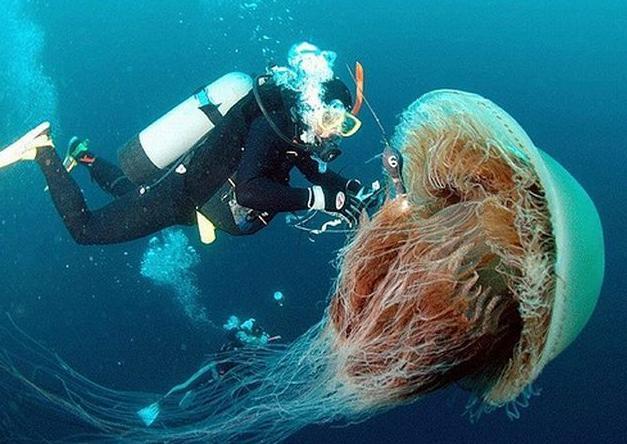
[235, 177, 311, 212]
[295, 153, 369, 226]
[235, 117, 363, 224]
[294, 154, 350, 191]
[235, 117, 313, 212]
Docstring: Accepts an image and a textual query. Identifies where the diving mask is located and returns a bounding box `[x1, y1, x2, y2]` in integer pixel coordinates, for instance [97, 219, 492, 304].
[315, 100, 362, 139]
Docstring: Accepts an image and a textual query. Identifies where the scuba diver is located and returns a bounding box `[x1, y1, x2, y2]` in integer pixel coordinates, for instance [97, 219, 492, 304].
[137, 316, 278, 427]
[0, 43, 371, 245]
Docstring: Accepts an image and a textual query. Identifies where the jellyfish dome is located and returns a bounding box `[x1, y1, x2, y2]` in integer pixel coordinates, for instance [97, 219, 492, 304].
[330, 89, 604, 407]
[0, 90, 604, 442]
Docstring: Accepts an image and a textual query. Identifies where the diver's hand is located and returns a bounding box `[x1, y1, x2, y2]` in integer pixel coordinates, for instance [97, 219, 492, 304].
[307, 180, 366, 228]
[338, 180, 366, 228]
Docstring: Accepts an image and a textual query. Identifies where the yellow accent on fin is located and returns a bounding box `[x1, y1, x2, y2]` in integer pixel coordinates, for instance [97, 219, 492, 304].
[196, 211, 216, 244]
[0, 122, 54, 168]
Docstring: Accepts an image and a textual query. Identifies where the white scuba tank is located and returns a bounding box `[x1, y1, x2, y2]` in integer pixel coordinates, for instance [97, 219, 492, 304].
[118, 72, 253, 184]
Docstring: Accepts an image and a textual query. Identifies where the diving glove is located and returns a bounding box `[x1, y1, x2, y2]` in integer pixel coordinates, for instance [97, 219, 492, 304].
[308, 180, 366, 228]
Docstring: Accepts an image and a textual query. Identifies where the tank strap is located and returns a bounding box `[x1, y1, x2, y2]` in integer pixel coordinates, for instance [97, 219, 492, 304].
[195, 88, 225, 127]
[253, 75, 312, 151]
[199, 103, 224, 127]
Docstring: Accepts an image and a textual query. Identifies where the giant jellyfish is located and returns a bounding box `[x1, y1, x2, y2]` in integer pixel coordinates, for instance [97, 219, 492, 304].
[0, 90, 604, 442]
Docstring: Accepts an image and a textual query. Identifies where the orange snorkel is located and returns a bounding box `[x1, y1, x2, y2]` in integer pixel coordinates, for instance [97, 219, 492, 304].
[351, 62, 365, 115]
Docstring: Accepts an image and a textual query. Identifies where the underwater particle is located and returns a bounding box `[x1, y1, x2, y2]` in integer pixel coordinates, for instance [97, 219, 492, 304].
[242, 2, 259, 11]
[273, 290, 285, 307]
[0, 91, 604, 443]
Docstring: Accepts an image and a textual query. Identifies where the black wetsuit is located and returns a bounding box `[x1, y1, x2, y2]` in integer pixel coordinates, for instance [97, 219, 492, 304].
[35, 85, 350, 245]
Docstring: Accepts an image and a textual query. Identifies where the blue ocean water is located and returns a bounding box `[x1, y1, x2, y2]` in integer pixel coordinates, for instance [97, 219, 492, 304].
[0, 0, 625, 442]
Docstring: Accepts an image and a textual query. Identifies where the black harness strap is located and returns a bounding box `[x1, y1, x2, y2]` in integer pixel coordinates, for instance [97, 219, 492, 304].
[252, 75, 312, 151]
[199, 103, 225, 127]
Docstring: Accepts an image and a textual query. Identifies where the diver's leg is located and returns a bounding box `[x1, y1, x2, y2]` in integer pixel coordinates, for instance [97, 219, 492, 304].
[137, 361, 217, 426]
[173, 362, 219, 409]
[162, 362, 219, 400]
[36, 148, 196, 245]
[87, 157, 136, 197]
[65, 137, 136, 198]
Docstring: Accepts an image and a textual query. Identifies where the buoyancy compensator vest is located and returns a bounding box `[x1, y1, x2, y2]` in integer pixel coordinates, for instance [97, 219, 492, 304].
[116, 72, 294, 240]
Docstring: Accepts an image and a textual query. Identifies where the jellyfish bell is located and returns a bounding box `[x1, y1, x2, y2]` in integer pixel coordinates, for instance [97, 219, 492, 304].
[329, 89, 604, 408]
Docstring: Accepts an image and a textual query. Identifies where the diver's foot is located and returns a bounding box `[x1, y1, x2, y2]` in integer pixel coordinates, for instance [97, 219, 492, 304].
[0, 122, 54, 169]
[63, 137, 95, 172]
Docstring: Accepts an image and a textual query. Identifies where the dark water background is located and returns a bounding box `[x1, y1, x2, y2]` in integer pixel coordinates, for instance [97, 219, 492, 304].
[0, 0, 625, 442]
